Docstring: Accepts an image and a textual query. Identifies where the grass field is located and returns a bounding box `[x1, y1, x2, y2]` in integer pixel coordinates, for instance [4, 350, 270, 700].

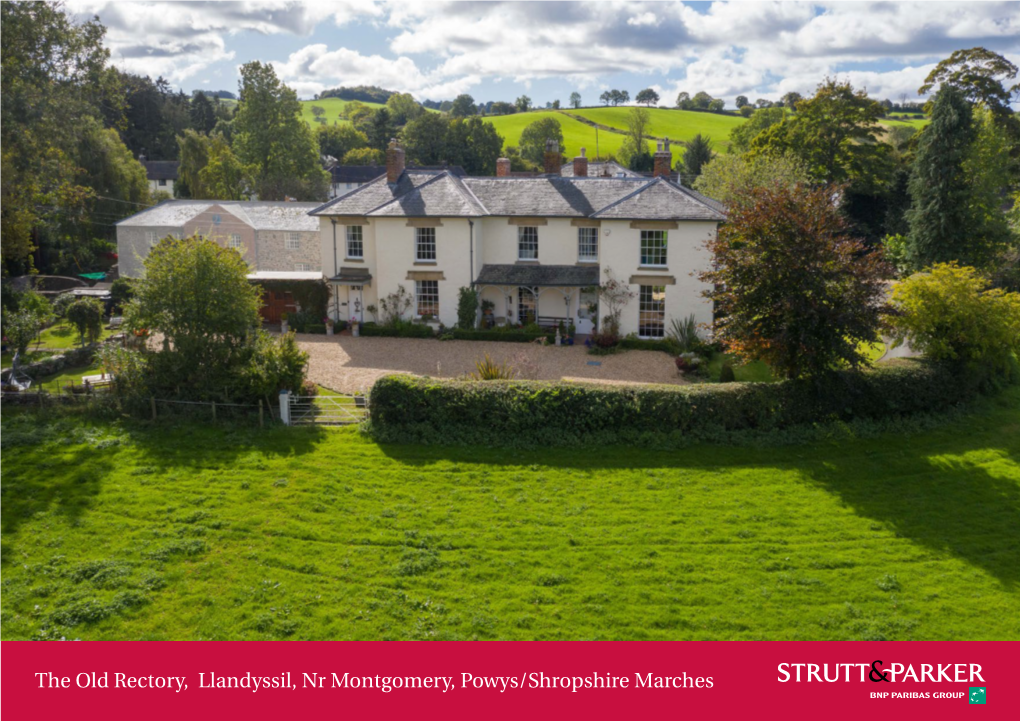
[31, 321, 115, 351]
[568, 107, 748, 155]
[298, 98, 387, 127]
[2, 385, 1017, 641]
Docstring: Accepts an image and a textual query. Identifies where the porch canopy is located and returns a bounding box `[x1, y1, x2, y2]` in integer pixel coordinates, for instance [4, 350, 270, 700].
[327, 267, 372, 286]
[473, 264, 599, 327]
[473, 264, 598, 288]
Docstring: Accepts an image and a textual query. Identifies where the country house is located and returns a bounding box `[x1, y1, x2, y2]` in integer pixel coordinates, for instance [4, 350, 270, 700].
[310, 140, 726, 338]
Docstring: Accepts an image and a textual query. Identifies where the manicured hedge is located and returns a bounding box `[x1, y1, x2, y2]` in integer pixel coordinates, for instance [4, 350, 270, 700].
[360, 322, 434, 338]
[451, 328, 556, 344]
[369, 360, 976, 447]
[618, 337, 679, 353]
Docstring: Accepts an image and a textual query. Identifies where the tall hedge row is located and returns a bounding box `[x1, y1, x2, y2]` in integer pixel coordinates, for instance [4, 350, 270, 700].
[369, 360, 976, 447]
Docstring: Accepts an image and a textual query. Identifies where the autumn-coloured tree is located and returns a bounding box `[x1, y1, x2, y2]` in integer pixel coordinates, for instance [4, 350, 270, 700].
[701, 183, 890, 379]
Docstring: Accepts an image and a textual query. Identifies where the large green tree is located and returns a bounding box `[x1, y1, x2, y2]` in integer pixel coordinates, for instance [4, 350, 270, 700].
[919, 47, 1020, 130]
[618, 107, 651, 168]
[904, 86, 978, 269]
[693, 152, 810, 207]
[401, 112, 452, 166]
[385, 92, 423, 126]
[680, 134, 715, 183]
[1, 1, 122, 272]
[450, 94, 476, 118]
[518, 117, 565, 164]
[316, 124, 369, 162]
[749, 79, 892, 192]
[445, 117, 505, 175]
[190, 90, 217, 134]
[232, 61, 328, 201]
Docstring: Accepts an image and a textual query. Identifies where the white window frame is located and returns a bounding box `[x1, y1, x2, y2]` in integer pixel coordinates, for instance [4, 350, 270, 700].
[295, 263, 313, 272]
[285, 232, 301, 250]
[415, 279, 439, 317]
[577, 227, 598, 262]
[640, 230, 668, 267]
[415, 227, 437, 262]
[146, 231, 158, 247]
[638, 285, 666, 339]
[346, 225, 363, 259]
[518, 226, 539, 260]
[228, 234, 243, 250]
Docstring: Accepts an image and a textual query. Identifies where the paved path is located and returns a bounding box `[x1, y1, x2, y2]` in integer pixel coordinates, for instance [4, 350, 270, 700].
[295, 334, 686, 394]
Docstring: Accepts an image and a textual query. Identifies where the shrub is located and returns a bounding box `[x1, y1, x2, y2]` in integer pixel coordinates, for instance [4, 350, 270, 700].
[669, 314, 701, 353]
[889, 263, 1020, 381]
[619, 337, 679, 354]
[51, 293, 78, 319]
[110, 278, 137, 311]
[471, 353, 516, 380]
[369, 360, 974, 447]
[451, 328, 553, 343]
[719, 361, 737, 383]
[457, 286, 479, 330]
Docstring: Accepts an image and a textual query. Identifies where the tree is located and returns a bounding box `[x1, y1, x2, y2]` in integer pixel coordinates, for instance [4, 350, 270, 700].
[67, 298, 105, 348]
[1, 2, 120, 272]
[366, 107, 396, 151]
[692, 91, 713, 109]
[515, 95, 532, 112]
[177, 129, 213, 198]
[781, 91, 803, 110]
[888, 263, 1020, 377]
[232, 61, 328, 201]
[676, 91, 694, 110]
[316, 123, 368, 161]
[919, 47, 1020, 130]
[600, 91, 612, 106]
[551, 99, 560, 110]
[749, 79, 892, 192]
[445, 117, 505, 175]
[2, 309, 42, 377]
[401, 112, 452, 166]
[693, 152, 810, 207]
[125, 235, 307, 401]
[729, 106, 784, 151]
[739, 105, 755, 118]
[450, 94, 476, 118]
[519, 117, 565, 164]
[755, 98, 774, 109]
[635, 88, 660, 106]
[190, 91, 217, 133]
[618, 107, 651, 167]
[570, 92, 582, 109]
[457, 286, 479, 330]
[735, 95, 750, 108]
[342, 147, 385, 165]
[708, 98, 725, 112]
[904, 86, 976, 270]
[310, 105, 326, 124]
[491, 101, 516, 115]
[199, 134, 250, 200]
[963, 105, 1014, 259]
[700, 183, 889, 379]
[385, 92, 423, 125]
[680, 134, 714, 182]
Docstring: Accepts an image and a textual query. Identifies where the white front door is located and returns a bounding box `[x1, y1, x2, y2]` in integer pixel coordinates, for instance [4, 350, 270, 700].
[348, 285, 363, 323]
[576, 291, 597, 334]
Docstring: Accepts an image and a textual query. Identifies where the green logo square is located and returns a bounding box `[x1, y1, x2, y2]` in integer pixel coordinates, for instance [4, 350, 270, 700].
[969, 687, 986, 704]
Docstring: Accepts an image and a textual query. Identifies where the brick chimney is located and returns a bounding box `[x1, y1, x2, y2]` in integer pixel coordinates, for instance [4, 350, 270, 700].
[572, 147, 588, 177]
[653, 138, 672, 179]
[543, 139, 561, 175]
[496, 157, 511, 177]
[386, 138, 405, 183]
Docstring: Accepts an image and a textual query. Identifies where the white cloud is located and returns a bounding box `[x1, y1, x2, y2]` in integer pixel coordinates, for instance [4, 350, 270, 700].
[627, 12, 658, 27]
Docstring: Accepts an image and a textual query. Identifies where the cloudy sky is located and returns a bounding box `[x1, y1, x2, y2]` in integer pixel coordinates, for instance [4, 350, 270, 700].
[67, 1, 1020, 106]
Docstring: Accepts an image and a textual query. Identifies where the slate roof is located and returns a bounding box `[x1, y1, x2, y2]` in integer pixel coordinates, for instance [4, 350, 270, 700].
[330, 165, 466, 185]
[142, 160, 179, 181]
[474, 264, 600, 287]
[115, 200, 321, 230]
[310, 170, 725, 222]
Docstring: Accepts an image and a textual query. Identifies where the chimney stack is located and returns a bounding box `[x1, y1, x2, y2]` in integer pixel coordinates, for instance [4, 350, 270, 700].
[653, 137, 672, 178]
[386, 138, 405, 183]
[572, 147, 588, 178]
[543, 139, 561, 175]
[496, 157, 511, 177]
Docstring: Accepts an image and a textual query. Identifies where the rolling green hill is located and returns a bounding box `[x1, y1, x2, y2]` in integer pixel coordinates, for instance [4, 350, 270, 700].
[567, 107, 747, 155]
[298, 98, 387, 127]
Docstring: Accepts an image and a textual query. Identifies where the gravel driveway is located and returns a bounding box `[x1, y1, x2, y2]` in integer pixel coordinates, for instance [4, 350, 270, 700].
[295, 334, 685, 394]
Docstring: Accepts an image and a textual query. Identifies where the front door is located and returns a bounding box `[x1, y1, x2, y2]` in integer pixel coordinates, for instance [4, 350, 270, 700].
[348, 285, 363, 323]
[576, 291, 597, 335]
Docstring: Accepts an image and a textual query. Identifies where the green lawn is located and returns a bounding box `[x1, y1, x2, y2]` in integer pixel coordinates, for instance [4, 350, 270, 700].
[32, 321, 115, 351]
[567, 107, 747, 155]
[484, 110, 641, 162]
[705, 353, 777, 383]
[1, 349, 56, 369]
[2, 386, 1018, 641]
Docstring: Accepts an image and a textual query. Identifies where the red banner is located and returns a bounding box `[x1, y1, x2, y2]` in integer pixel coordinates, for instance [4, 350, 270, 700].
[3, 641, 1016, 719]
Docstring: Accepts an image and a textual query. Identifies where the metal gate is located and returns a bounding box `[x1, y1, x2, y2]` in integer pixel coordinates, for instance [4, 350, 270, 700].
[283, 392, 369, 425]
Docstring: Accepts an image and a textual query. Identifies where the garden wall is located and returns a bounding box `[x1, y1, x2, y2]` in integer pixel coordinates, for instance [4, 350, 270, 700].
[369, 360, 976, 447]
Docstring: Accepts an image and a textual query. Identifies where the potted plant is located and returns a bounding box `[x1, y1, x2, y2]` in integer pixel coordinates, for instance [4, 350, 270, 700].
[280, 312, 289, 334]
[350, 316, 360, 337]
[325, 317, 335, 336]
[674, 352, 703, 376]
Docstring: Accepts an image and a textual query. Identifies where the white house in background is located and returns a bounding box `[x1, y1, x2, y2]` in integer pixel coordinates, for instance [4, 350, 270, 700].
[138, 155, 179, 196]
[309, 140, 726, 338]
